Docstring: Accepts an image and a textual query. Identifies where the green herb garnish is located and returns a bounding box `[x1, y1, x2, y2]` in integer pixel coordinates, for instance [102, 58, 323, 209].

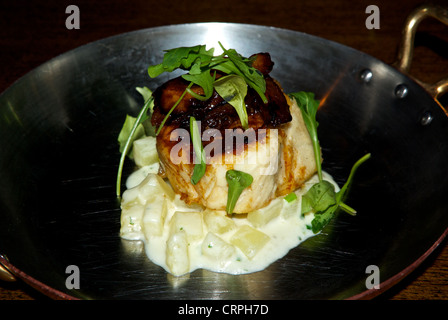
[117, 115, 145, 155]
[214, 74, 249, 129]
[225, 170, 253, 214]
[155, 82, 193, 136]
[306, 153, 371, 233]
[290, 91, 370, 233]
[214, 42, 267, 103]
[116, 87, 154, 197]
[289, 91, 322, 181]
[190, 116, 206, 185]
[147, 43, 267, 134]
[147, 45, 214, 78]
[284, 192, 298, 203]
[183, 71, 215, 101]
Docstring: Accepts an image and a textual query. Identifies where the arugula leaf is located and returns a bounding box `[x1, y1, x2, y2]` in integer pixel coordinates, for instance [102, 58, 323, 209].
[147, 45, 214, 78]
[291, 91, 371, 233]
[289, 91, 322, 181]
[214, 74, 249, 129]
[336, 153, 371, 214]
[310, 205, 337, 234]
[301, 180, 336, 214]
[135, 86, 157, 137]
[225, 170, 253, 214]
[189, 116, 206, 185]
[117, 114, 146, 155]
[301, 180, 341, 233]
[147, 44, 268, 135]
[216, 42, 267, 103]
[117, 87, 154, 155]
[182, 70, 215, 101]
[163, 45, 203, 70]
[116, 88, 154, 197]
[302, 153, 371, 233]
[135, 86, 153, 104]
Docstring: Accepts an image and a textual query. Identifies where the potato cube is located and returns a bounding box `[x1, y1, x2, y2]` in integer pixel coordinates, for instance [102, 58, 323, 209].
[133, 135, 159, 167]
[166, 230, 190, 276]
[203, 210, 236, 234]
[125, 162, 161, 190]
[169, 211, 204, 241]
[121, 186, 145, 209]
[121, 173, 175, 210]
[120, 206, 144, 240]
[230, 225, 270, 259]
[138, 173, 175, 202]
[201, 232, 235, 261]
[142, 197, 168, 238]
[281, 195, 301, 219]
[247, 199, 283, 227]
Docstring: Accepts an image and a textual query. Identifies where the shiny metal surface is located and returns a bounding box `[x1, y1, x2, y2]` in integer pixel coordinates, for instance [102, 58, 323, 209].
[395, 4, 448, 101]
[0, 255, 16, 282]
[0, 22, 448, 299]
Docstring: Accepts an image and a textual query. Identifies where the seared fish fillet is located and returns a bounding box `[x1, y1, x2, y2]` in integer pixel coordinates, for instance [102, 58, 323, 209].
[151, 53, 316, 213]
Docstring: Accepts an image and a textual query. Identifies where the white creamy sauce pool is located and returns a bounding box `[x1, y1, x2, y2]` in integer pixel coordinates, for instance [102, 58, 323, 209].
[120, 164, 339, 276]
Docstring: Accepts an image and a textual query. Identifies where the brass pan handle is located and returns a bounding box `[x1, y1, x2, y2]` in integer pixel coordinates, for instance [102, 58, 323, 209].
[0, 254, 16, 282]
[395, 4, 448, 103]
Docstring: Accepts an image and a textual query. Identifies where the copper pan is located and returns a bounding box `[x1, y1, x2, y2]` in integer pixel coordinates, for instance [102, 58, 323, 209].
[0, 4, 447, 299]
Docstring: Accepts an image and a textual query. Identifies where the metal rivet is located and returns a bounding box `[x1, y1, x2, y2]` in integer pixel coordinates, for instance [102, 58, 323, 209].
[420, 111, 433, 126]
[360, 69, 373, 83]
[395, 84, 408, 98]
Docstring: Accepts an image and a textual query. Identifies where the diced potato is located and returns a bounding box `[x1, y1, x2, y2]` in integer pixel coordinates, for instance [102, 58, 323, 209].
[142, 197, 168, 238]
[281, 194, 302, 220]
[230, 225, 270, 259]
[121, 186, 145, 210]
[201, 232, 236, 261]
[203, 210, 236, 234]
[169, 211, 204, 241]
[121, 173, 174, 210]
[166, 230, 190, 276]
[126, 162, 161, 190]
[137, 173, 175, 202]
[120, 206, 144, 240]
[133, 135, 159, 167]
[247, 199, 283, 227]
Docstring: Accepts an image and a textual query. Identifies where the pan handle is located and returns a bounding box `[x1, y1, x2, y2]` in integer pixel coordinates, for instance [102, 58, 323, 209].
[395, 4, 448, 104]
[0, 255, 16, 282]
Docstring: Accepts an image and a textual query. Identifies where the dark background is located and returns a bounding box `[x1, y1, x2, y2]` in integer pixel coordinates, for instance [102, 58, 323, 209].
[0, 0, 447, 300]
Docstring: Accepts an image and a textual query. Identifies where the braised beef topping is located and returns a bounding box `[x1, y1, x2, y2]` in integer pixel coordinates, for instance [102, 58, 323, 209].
[151, 52, 291, 138]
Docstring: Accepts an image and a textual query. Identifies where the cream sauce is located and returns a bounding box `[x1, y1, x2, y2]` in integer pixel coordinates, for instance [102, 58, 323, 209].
[120, 165, 339, 277]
